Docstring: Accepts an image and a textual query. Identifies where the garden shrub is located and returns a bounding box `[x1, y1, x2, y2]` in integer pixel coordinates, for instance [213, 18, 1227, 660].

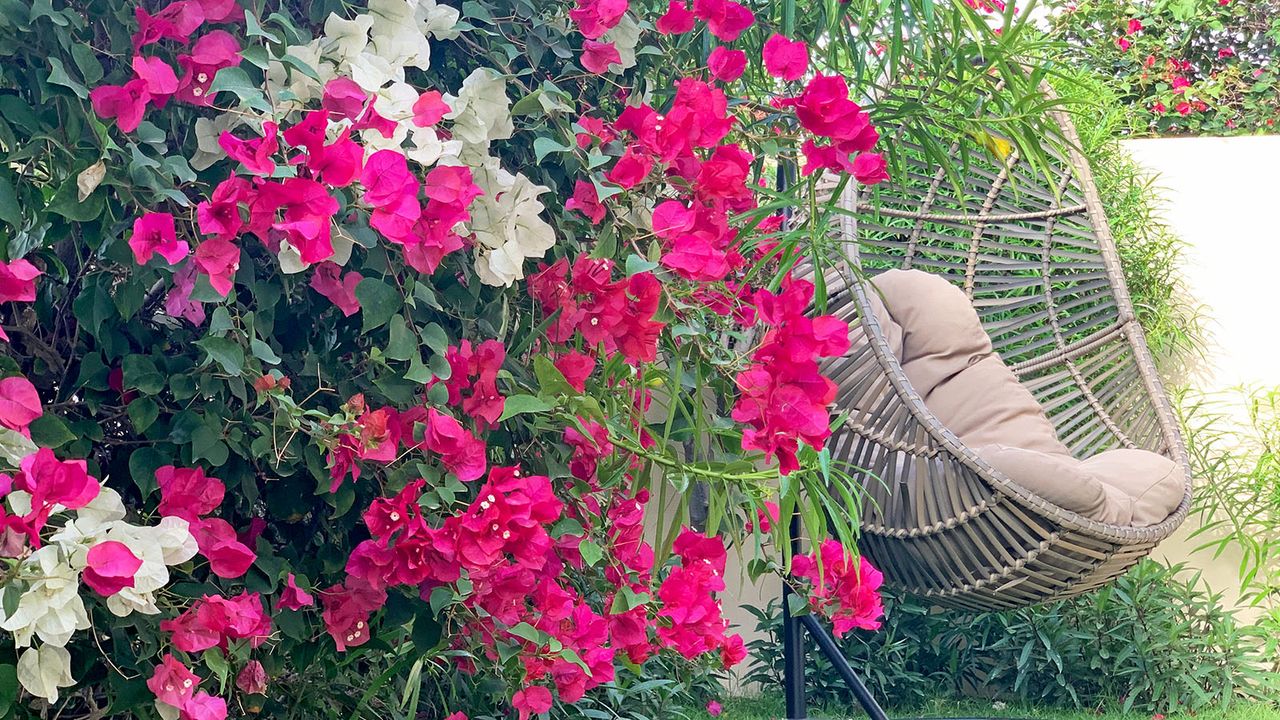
[743, 560, 1278, 715]
[0, 0, 902, 717]
[1048, 0, 1280, 136]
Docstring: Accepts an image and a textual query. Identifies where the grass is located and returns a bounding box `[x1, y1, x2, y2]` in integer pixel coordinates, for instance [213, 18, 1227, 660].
[709, 696, 1280, 720]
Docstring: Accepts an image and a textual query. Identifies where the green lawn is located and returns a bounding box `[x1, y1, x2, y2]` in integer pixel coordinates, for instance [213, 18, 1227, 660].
[711, 697, 1280, 720]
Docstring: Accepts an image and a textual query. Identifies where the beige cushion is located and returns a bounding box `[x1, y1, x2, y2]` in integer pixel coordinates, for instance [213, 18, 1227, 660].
[867, 269, 1183, 528]
[872, 269, 991, 398]
[853, 286, 904, 358]
[1083, 449, 1183, 527]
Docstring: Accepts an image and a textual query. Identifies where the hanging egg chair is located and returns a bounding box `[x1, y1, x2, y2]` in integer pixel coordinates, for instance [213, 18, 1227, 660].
[812, 90, 1194, 611]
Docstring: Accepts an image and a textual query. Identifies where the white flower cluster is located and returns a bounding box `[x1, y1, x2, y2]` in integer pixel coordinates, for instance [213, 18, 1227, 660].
[240, 0, 558, 286]
[2, 486, 197, 704]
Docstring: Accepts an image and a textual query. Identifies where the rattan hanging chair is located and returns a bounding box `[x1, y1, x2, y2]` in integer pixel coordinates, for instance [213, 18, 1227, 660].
[811, 95, 1194, 612]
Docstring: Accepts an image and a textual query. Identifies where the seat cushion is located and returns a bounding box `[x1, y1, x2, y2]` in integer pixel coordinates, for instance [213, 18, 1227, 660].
[1083, 449, 1183, 527]
[866, 269, 1183, 528]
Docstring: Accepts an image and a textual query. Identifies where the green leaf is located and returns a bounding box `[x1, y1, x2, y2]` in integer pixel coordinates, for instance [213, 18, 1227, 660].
[202, 648, 230, 687]
[420, 322, 449, 354]
[609, 585, 650, 613]
[70, 44, 103, 85]
[0, 663, 16, 714]
[127, 398, 160, 434]
[243, 9, 281, 42]
[29, 414, 75, 448]
[506, 622, 545, 644]
[190, 424, 229, 466]
[122, 355, 165, 394]
[625, 253, 658, 276]
[47, 172, 104, 221]
[385, 315, 416, 361]
[250, 338, 281, 364]
[497, 394, 553, 422]
[533, 136, 572, 163]
[47, 56, 87, 98]
[355, 278, 400, 333]
[128, 446, 168, 499]
[0, 173, 20, 228]
[404, 352, 434, 384]
[579, 539, 604, 567]
[533, 355, 575, 397]
[196, 337, 245, 376]
[411, 605, 442, 653]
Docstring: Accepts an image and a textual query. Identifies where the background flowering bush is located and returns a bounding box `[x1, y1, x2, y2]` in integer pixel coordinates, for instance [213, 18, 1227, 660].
[1049, 0, 1280, 135]
[0, 0, 936, 716]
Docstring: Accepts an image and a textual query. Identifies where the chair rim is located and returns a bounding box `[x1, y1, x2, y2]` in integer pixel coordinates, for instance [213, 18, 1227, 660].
[837, 91, 1194, 548]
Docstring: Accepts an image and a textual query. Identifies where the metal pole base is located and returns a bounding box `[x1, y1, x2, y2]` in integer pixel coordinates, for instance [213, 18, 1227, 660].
[780, 601, 891, 720]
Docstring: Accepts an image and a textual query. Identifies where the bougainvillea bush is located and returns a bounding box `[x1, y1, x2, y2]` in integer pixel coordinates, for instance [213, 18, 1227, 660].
[1049, 0, 1279, 135]
[0, 0, 893, 717]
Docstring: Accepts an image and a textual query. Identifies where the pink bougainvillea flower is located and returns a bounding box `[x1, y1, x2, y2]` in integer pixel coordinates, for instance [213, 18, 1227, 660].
[423, 409, 487, 481]
[132, 2, 205, 50]
[411, 90, 451, 127]
[554, 351, 596, 393]
[321, 77, 371, 122]
[581, 40, 621, 74]
[693, 0, 754, 41]
[1218, 46, 1235, 59]
[90, 80, 152, 133]
[220, 122, 279, 176]
[606, 146, 652, 188]
[162, 592, 273, 653]
[180, 692, 228, 720]
[191, 517, 257, 579]
[707, 46, 747, 82]
[1176, 101, 1192, 115]
[82, 540, 143, 596]
[0, 376, 42, 435]
[310, 262, 363, 317]
[14, 448, 100, 534]
[176, 30, 242, 105]
[1171, 76, 1191, 93]
[565, 180, 606, 224]
[656, 0, 695, 34]
[197, 176, 249, 241]
[1126, 18, 1143, 34]
[568, 0, 628, 39]
[235, 660, 268, 695]
[763, 34, 809, 81]
[279, 572, 316, 610]
[791, 539, 885, 636]
[273, 177, 340, 263]
[131, 56, 180, 103]
[156, 465, 225, 522]
[1115, 36, 1131, 51]
[321, 580, 387, 651]
[164, 261, 207, 326]
[129, 212, 189, 265]
[0, 258, 41, 303]
[512, 686, 553, 720]
[852, 152, 889, 185]
[147, 654, 201, 709]
[707, 700, 724, 717]
[193, 237, 240, 297]
[361, 149, 420, 209]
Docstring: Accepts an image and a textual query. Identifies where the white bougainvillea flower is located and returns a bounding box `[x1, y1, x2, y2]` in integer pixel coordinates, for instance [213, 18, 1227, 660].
[416, 0, 461, 40]
[603, 14, 641, 71]
[359, 122, 411, 157]
[367, 0, 434, 69]
[349, 50, 404, 92]
[0, 545, 90, 648]
[16, 644, 74, 703]
[469, 169, 556, 286]
[102, 521, 196, 617]
[323, 13, 373, 66]
[266, 41, 337, 105]
[191, 114, 245, 171]
[444, 69, 514, 147]
[373, 81, 420, 122]
[406, 126, 462, 167]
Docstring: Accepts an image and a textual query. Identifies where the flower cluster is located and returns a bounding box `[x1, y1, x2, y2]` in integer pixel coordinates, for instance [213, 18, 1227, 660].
[791, 540, 885, 637]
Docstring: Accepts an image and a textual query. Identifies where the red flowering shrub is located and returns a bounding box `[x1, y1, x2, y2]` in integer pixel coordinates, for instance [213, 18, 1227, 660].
[0, 0, 890, 716]
[1050, 0, 1279, 135]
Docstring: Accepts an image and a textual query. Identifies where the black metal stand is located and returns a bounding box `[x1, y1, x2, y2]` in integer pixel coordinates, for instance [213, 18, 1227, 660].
[781, 514, 890, 720]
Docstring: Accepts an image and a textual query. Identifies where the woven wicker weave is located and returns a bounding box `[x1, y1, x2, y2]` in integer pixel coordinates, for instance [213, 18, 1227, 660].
[813, 97, 1193, 611]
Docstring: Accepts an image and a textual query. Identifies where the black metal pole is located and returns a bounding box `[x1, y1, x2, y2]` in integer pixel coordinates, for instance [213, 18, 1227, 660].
[799, 614, 892, 720]
[782, 513, 806, 719]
